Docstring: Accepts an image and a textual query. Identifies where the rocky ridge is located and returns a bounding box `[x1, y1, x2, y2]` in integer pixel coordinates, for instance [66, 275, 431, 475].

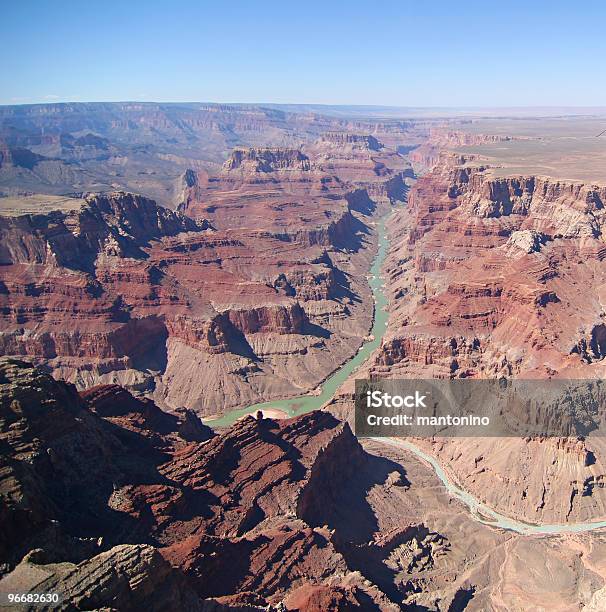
[4, 359, 605, 610]
[4, 359, 606, 610]
[0, 358, 472, 610]
[0, 102, 432, 205]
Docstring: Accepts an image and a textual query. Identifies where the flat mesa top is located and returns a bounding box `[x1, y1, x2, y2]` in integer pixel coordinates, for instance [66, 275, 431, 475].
[454, 117, 606, 185]
[0, 194, 86, 216]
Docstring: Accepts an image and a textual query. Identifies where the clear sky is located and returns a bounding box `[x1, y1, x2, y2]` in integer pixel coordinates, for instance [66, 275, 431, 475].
[2, 0, 605, 107]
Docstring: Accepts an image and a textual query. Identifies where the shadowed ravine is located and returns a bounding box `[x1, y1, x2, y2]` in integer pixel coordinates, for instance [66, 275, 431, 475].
[205, 209, 606, 537]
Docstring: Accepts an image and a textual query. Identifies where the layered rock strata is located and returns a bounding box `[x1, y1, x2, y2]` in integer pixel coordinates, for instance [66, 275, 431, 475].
[0, 138, 411, 413]
[3, 359, 605, 610]
[0, 358, 455, 610]
[360, 152, 606, 523]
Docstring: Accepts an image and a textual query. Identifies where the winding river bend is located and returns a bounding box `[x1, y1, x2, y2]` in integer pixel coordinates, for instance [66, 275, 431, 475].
[205, 210, 606, 536]
[378, 438, 606, 535]
[206, 213, 391, 429]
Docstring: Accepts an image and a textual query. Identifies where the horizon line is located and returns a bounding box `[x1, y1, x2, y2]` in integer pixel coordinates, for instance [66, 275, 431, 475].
[2, 100, 606, 110]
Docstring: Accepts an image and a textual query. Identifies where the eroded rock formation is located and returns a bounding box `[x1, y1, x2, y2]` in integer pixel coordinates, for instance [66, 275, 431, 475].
[0, 137, 411, 413]
[0, 358, 460, 610]
[4, 359, 606, 609]
[362, 152, 606, 523]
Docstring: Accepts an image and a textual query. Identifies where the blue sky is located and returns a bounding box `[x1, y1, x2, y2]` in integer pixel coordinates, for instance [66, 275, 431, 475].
[2, 0, 605, 107]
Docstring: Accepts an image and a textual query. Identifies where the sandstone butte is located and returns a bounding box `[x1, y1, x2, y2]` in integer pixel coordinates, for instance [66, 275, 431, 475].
[329, 141, 606, 526]
[0, 133, 412, 415]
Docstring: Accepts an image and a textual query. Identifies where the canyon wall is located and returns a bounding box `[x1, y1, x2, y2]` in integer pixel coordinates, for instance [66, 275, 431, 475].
[0, 358, 409, 610]
[408, 128, 537, 173]
[0, 103, 430, 206]
[365, 152, 606, 522]
[3, 358, 604, 610]
[0, 136, 412, 415]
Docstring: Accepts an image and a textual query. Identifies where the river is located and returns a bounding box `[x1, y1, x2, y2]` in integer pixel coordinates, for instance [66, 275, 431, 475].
[205, 213, 391, 428]
[205, 208, 606, 536]
[377, 438, 606, 536]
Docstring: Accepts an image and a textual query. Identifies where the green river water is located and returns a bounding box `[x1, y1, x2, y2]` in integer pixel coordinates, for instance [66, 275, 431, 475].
[204, 209, 606, 536]
[205, 214, 390, 428]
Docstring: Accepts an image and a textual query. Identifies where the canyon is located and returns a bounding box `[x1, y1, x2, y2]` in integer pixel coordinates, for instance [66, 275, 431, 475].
[0, 129, 412, 415]
[0, 358, 471, 610]
[3, 105, 606, 610]
[4, 358, 606, 611]
[327, 124, 606, 528]
[0, 102, 430, 207]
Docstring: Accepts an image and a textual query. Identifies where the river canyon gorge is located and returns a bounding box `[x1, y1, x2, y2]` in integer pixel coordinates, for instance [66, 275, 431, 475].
[2, 103, 606, 610]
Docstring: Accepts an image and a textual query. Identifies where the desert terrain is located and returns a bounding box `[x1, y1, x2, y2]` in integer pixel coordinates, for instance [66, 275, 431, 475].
[370, 116, 606, 525]
[2, 104, 606, 609]
[0, 104, 419, 413]
[3, 358, 606, 611]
